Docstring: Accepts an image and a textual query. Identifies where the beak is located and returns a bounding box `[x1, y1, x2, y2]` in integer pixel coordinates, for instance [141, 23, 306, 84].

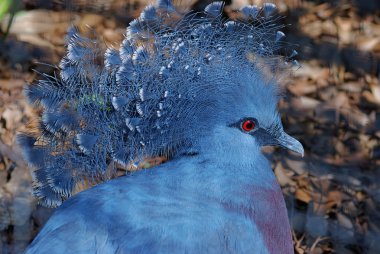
[276, 132, 304, 157]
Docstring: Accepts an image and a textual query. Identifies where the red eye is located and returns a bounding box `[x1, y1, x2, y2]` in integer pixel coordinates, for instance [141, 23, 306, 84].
[242, 120, 255, 132]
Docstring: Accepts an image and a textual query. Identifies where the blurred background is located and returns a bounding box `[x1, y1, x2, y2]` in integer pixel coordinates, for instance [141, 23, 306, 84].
[0, 0, 379, 253]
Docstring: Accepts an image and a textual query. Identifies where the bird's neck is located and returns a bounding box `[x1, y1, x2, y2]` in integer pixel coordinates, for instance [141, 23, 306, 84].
[181, 134, 293, 252]
[189, 150, 293, 253]
[172, 149, 293, 253]
[195, 129, 277, 188]
[199, 149, 278, 190]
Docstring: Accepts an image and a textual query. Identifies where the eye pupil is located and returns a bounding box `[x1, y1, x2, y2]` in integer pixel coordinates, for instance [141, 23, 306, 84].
[242, 120, 255, 132]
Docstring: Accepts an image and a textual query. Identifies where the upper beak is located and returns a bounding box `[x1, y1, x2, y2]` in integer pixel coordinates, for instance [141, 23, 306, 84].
[276, 132, 304, 157]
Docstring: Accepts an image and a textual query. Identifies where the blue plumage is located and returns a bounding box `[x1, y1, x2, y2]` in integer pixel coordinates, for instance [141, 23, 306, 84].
[241, 5, 260, 19]
[19, 1, 304, 253]
[156, 0, 175, 12]
[42, 110, 79, 133]
[26, 155, 290, 254]
[204, 2, 224, 17]
[76, 134, 99, 154]
[18, 0, 296, 208]
[263, 3, 277, 17]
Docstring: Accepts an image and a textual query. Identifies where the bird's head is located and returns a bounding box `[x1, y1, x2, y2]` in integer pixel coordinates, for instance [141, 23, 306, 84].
[187, 62, 304, 161]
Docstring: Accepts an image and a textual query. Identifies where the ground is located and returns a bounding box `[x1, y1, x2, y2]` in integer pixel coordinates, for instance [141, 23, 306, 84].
[0, 0, 379, 253]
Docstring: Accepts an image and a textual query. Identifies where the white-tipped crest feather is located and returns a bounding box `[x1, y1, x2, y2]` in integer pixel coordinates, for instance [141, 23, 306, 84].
[19, 1, 293, 207]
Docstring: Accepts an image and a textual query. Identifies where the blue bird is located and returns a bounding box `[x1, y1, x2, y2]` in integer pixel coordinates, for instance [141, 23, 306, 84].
[19, 1, 304, 253]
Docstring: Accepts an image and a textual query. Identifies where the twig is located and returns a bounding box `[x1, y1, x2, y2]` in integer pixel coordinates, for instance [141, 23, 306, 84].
[310, 236, 329, 252]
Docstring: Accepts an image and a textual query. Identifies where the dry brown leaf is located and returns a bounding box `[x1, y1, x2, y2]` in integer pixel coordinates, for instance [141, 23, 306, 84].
[291, 96, 321, 111]
[274, 162, 296, 187]
[362, 90, 380, 107]
[328, 92, 350, 109]
[229, 0, 250, 9]
[311, 191, 328, 205]
[102, 28, 124, 45]
[79, 14, 104, 28]
[321, 20, 337, 37]
[285, 158, 307, 175]
[340, 107, 370, 128]
[2, 106, 23, 130]
[355, 191, 366, 201]
[17, 34, 56, 49]
[340, 82, 363, 93]
[370, 84, 380, 103]
[327, 190, 343, 207]
[295, 247, 305, 254]
[296, 189, 312, 203]
[293, 63, 330, 82]
[3, 10, 76, 35]
[335, 17, 353, 44]
[0, 79, 25, 91]
[288, 79, 317, 96]
[357, 37, 380, 52]
[315, 3, 334, 19]
[337, 213, 353, 229]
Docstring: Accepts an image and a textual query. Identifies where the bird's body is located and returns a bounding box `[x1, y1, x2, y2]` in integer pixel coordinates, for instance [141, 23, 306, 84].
[26, 151, 292, 254]
[19, 1, 303, 253]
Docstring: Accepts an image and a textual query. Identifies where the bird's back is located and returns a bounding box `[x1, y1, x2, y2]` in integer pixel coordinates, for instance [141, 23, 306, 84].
[25, 156, 292, 254]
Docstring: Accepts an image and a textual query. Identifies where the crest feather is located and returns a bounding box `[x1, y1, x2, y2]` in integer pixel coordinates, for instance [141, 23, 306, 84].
[19, 1, 291, 207]
[204, 2, 224, 17]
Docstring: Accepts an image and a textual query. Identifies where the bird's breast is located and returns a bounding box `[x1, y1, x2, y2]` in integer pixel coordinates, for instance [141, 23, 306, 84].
[220, 181, 294, 254]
